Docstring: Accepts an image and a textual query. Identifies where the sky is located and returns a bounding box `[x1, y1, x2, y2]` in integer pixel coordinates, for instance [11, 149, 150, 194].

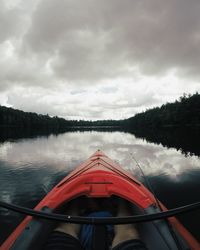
[0, 0, 200, 120]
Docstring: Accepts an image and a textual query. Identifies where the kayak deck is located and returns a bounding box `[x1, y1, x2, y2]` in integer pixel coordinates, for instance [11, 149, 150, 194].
[1, 150, 200, 250]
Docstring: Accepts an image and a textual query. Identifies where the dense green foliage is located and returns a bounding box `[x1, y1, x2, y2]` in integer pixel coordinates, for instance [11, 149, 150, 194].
[125, 93, 200, 129]
[0, 106, 71, 129]
[0, 106, 120, 129]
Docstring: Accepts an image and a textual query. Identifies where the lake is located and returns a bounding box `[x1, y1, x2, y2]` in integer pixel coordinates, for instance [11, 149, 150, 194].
[0, 130, 200, 244]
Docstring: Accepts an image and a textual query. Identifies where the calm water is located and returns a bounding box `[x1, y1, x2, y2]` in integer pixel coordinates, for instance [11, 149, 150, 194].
[0, 130, 200, 244]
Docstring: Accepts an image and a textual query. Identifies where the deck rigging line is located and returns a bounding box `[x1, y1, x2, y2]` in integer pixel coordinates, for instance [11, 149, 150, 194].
[0, 200, 200, 225]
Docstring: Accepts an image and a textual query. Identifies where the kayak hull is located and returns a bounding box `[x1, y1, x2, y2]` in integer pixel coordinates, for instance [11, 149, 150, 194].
[1, 150, 200, 250]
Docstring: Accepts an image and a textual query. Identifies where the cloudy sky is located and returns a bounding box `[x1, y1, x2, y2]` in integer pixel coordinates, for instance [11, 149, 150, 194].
[0, 0, 200, 120]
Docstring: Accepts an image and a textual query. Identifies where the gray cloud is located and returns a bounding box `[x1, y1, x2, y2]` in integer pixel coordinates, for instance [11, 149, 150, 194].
[21, 0, 200, 82]
[0, 1, 21, 42]
[0, 0, 200, 119]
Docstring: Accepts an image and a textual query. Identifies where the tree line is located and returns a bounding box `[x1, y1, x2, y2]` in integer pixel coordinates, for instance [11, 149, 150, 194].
[0, 92, 199, 130]
[124, 92, 200, 129]
[0, 106, 120, 130]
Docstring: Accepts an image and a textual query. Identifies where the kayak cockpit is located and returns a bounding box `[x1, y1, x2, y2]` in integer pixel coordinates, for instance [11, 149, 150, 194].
[1, 151, 199, 250]
[8, 196, 190, 250]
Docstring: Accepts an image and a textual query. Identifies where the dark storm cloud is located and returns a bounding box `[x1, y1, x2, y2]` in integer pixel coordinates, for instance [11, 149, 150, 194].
[1, 0, 200, 119]
[1, 0, 200, 87]
[21, 0, 200, 82]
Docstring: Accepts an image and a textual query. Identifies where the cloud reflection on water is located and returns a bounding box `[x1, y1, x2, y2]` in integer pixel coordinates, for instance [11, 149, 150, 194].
[0, 131, 199, 181]
[0, 131, 200, 243]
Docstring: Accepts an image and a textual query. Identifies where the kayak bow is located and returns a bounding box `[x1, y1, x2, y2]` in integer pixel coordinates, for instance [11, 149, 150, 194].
[1, 150, 200, 250]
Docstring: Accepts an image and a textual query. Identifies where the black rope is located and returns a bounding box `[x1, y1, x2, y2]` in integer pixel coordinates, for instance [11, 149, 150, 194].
[0, 200, 200, 225]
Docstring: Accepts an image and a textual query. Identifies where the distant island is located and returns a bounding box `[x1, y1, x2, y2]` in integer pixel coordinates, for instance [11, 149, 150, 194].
[0, 92, 200, 130]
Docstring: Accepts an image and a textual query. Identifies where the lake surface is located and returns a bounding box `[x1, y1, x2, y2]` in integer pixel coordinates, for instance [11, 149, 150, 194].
[0, 130, 200, 244]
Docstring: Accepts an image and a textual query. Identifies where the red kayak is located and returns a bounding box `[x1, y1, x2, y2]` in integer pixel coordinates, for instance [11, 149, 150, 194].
[1, 150, 200, 250]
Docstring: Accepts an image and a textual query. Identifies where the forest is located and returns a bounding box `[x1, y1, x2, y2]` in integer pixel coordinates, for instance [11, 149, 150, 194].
[124, 92, 200, 129]
[0, 106, 119, 130]
[0, 93, 199, 130]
